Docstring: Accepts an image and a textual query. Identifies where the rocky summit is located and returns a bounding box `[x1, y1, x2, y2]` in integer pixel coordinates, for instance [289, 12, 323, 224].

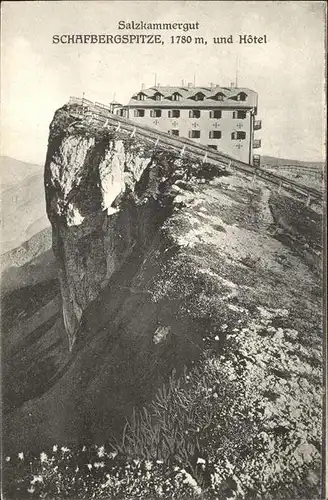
[2, 104, 323, 499]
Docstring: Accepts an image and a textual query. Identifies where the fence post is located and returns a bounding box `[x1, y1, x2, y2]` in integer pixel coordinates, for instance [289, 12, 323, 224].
[202, 152, 208, 164]
[130, 127, 136, 138]
[180, 145, 186, 158]
[305, 194, 311, 207]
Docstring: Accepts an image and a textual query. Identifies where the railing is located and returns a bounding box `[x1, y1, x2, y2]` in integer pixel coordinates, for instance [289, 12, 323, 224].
[66, 97, 323, 205]
[253, 139, 262, 148]
[254, 120, 262, 130]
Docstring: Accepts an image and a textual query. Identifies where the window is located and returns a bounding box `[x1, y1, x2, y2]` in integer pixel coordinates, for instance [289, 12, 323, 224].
[233, 110, 247, 119]
[231, 131, 246, 140]
[207, 145, 218, 150]
[134, 109, 145, 117]
[194, 92, 205, 101]
[189, 110, 201, 118]
[168, 110, 180, 118]
[169, 130, 179, 136]
[209, 130, 222, 139]
[172, 93, 182, 101]
[214, 92, 225, 101]
[136, 92, 146, 101]
[189, 130, 201, 138]
[150, 109, 162, 117]
[154, 92, 163, 101]
[237, 92, 247, 101]
[209, 110, 222, 119]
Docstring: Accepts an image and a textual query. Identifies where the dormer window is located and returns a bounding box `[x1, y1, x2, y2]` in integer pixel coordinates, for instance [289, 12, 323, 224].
[172, 92, 182, 101]
[213, 92, 225, 101]
[154, 92, 164, 101]
[194, 92, 205, 101]
[136, 92, 147, 101]
[237, 92, 247, 101]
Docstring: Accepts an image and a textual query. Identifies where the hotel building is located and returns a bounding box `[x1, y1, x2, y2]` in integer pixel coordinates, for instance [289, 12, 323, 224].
[115, 83, 262, 164]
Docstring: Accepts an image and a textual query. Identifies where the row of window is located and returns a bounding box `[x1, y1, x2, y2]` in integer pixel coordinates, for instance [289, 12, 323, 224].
[168, 130, 247, 140]
[136, 91, 248, 102]
[133, 109, 247, 119]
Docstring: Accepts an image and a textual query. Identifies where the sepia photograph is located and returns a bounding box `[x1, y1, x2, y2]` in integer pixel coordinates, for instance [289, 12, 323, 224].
[0, 1, 326, 498]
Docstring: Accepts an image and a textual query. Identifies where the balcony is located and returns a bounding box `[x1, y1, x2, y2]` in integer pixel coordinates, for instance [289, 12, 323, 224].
[253, 139, 262, 149]
[254, 120, 262, 130]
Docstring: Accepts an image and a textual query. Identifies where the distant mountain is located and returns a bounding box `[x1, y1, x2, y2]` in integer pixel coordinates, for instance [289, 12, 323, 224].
[0, 156, 43, 190]
[0, 156, 50, 254]
[260, 155, 325, 169]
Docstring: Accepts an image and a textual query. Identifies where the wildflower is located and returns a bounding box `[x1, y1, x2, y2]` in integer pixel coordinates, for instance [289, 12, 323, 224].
[27, 487, 35, 494]
[18, 452, 24, 460]
[82, 446, 87, 452]
[197, 458, 206, 464]
[61, 446, 70, 453]
[5, 457, 10, 462]
[97, 446, 105, 458]
[40, 452, 48, 463]
[109, 451, 117, 459]
[31, 475, 43, 485]
[94, 462, 105, 469]
[144, 461, 152, 471]
[87, 464, 93, 470]
[53, 445, 58, 452]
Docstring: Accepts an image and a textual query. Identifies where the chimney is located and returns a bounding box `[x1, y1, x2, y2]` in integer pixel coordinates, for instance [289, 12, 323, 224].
[181, 79, 185, 86]
[188, 82, 193, 88]
[230, 82, 236, 89]
[157, 82, 160, 88]
[210, 82, 215, 89]
[141, 83, 145, 90]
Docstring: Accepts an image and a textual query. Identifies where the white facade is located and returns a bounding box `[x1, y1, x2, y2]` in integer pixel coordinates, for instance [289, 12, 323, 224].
[115, 85, 262, 164]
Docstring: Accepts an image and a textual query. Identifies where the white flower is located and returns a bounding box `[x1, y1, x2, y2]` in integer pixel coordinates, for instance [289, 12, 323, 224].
[27, 487, 35, 494]
[31, 475, 43, 485]
[97, 446, 105, 458]
[197, 457, 206, 464]
[5, 457, 10, 462]
[40, 452, 47, 463]
[18, 452, 24, 460]
[144, 461, 152, 471]
[109, 451, 117, 459]
[87, 464, 93, 470]
[61, 446, 70, 453]
[94, 462, 105, 469]
[53, 445, 58, 452]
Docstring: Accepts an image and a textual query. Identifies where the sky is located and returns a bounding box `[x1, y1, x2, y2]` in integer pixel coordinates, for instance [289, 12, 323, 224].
[1, 0, 326, 165]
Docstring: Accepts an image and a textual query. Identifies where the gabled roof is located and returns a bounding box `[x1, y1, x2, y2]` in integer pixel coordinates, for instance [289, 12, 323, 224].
[128, 85, 258, 108]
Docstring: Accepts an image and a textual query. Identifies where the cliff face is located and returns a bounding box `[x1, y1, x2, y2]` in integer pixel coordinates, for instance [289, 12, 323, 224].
[3, 105, 323, 497]
[45, 109, 183, 349]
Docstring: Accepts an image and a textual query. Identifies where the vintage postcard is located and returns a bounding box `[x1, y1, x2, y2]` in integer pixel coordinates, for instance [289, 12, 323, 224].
[1, 1, 326, 499]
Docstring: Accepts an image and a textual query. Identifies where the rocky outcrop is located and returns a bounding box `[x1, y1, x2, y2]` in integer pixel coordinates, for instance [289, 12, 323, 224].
[45, 108, 188, 349]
